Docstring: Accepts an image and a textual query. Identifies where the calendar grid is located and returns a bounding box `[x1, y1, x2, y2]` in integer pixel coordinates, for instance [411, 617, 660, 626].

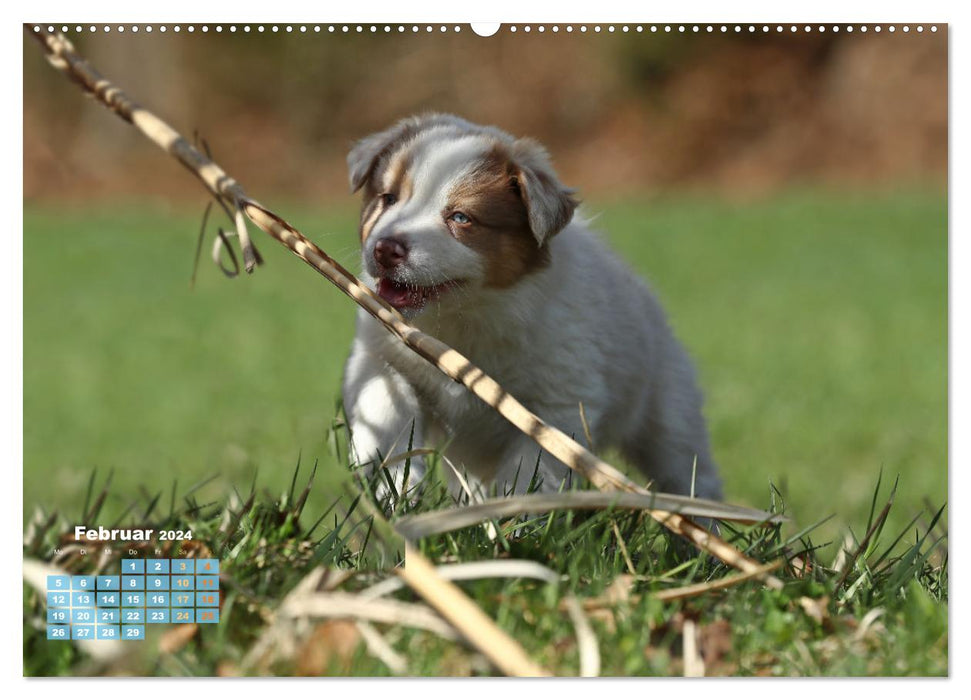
[46, 558, 220, 640]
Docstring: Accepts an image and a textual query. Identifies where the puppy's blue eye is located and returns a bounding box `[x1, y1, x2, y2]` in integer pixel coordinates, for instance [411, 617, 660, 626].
[450, 212, 471, 225]
[381, 193, 397, 207]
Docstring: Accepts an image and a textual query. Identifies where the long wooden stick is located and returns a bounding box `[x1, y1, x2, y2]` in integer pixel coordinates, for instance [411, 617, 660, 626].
[398, 544, 551, 677]
[27, 26, 782, 591]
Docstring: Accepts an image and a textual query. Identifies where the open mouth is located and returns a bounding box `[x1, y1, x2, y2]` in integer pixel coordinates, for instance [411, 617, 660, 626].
[376, 278, 460, 311]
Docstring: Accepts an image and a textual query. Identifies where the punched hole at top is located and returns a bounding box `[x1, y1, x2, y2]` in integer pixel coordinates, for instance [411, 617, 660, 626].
[471, 23, 501, 37]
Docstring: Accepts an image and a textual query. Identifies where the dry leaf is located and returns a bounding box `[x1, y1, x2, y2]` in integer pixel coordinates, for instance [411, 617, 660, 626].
[217, 661, 242, 677]
[159, 623, 198, 654]
[699, 619, 735, 675]
[602, 574, 636, 605]
[789, 554, 812, 577]
[580, 574, 636, 611]
[798, 596, 831, 626]
[296, 620, 362, 676]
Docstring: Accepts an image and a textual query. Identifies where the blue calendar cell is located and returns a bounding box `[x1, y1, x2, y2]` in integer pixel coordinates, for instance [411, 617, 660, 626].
[170, 560, 194, 574]
[72, 591, 95, 607]
[147, 575, 169, 590]
[195, 591, 219, 607]
[146, 609, 169, 624]
[121, 559, 145, 574]
[196, 559, 219, 575]
[46, 592, 70, 608]
[123, 625, 145, 640]
[98, 609, 119, 624]
[171, 608, 195, 624]
[97, 575, 119, 590]
[72, 625, 95, 641]
[196, 575, 218, 591]
[71, 575, 95, 590]
[122, 609, 145, 624]
[123, 575, 145, 590]
[47, 625, 70, 640]
[170, 592, 193, 607]
[97, 592, 119, 607]
[71, 608, 95, 624]
[96, 625, 119, 640]
[47, 575, 70, 590]
[146, 592, 169, 607]
[122, 592, 145, 606]
[171, 575, 194, 591]
[146, 559, 170, 574]
[196, 608, 219, 624]
[47, 608, 70, 624]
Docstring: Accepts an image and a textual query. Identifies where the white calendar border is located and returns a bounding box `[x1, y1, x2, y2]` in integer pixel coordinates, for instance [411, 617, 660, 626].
[8, 0, 961, 693]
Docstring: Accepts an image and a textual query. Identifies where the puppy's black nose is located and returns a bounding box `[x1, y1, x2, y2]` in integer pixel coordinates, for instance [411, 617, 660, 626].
[374, 237, 408, 269]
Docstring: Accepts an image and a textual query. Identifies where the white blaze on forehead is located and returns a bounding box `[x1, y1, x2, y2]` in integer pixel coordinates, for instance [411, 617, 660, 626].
[397, 133, 492, 216]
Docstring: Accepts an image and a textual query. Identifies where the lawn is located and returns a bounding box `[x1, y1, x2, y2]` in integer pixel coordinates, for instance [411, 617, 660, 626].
[22, 188, 947, 676]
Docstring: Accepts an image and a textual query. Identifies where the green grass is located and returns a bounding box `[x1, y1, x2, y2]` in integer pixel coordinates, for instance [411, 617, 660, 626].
[23, 188, 947, 675]
[23, 462, 947, 676]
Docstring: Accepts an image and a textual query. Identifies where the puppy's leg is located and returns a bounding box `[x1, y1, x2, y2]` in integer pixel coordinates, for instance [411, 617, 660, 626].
[342, 347, 426, 506]
[490, 411, 590, 495]
[621, 429, 721, 499]
[611, 332, 722, 500]
[620, 375, 722, 500]
[491, 445, 575, 496]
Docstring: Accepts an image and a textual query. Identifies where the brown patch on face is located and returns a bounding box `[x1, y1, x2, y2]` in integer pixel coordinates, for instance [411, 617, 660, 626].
[358, 196, 382, 244]
[358, 148, 414, 243]
[447, 148, 550, 289]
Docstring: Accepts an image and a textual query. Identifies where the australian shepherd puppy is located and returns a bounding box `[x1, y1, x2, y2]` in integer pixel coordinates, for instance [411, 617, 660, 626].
[342, 114, 722, 503]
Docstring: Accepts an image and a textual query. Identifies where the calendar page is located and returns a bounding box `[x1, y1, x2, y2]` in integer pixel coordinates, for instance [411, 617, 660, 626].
[22, 10, 949, 681]
[46, 557, 220, 642]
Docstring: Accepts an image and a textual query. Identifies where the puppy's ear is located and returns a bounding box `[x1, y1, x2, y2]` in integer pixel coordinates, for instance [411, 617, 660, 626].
[347, 122, 410, 193]
[510, 138, 579, 245]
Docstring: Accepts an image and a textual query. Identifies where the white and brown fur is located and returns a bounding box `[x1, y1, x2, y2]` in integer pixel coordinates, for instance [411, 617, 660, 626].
[342, 114, 722, 503]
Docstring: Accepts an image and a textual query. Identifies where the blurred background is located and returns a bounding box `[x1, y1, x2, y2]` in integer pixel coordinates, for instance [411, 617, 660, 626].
[23, 26, 947, 544]
[26, 27, 947, 201]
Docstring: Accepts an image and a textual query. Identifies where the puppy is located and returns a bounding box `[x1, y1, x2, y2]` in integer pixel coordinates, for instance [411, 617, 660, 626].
[342, 114, 722, 503]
